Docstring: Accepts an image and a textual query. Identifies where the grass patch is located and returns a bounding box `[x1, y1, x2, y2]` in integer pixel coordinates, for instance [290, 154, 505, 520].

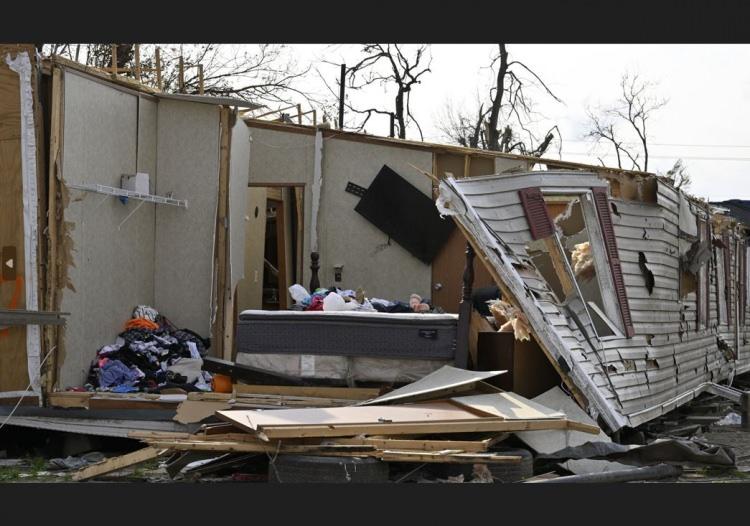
[0, 467, 22, 482]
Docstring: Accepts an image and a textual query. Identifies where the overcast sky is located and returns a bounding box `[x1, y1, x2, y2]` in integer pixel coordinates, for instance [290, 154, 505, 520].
[283, 44, 750, 202]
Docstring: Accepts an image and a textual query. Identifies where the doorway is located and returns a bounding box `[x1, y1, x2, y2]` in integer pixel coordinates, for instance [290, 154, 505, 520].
[237, 184, 304, 312]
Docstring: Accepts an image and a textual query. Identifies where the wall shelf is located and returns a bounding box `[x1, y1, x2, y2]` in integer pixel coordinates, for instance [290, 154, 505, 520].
[67, 183, 188, 208]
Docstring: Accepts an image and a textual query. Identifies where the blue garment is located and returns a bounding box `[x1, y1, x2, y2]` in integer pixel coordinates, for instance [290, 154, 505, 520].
[98, 359, 141, 389]
[111, 384, 139, 393]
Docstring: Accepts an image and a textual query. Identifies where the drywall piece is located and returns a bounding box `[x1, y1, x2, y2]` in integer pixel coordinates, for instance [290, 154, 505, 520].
[319, 138, 434, 299]
[360, 365, 506, 406]
[154, 99, 220, 335]
[6, 51, 41, 395]
[59, 70, 155, 388]
[451, 392, 565, 420]
[228, 118, 251, 291]
[514, 386, 609, 454]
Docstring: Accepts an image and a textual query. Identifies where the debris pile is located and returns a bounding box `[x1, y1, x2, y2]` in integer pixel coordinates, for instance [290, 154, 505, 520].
[64, 367, 744, 483]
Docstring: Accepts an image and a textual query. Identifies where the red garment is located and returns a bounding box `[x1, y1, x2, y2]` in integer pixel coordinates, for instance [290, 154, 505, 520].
[307, 295, 325, 311]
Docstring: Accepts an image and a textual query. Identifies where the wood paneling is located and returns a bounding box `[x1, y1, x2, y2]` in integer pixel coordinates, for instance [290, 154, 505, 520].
[0, 51, 29, 391]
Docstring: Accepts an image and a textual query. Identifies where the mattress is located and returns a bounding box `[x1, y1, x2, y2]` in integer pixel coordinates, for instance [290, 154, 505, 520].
[236, 353, 449, 384]
[236, 309, 459, 361]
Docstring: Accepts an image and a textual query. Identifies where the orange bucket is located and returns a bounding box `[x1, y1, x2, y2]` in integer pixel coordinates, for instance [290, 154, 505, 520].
[212, 373, 232, 393]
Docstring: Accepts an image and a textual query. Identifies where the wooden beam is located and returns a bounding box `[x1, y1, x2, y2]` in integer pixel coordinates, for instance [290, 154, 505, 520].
[379, 450, 521, 464]
[134, 44, 141, 81]
[155, 47, 162, 90]
[43, 66, 63, 395]
[214, 108, 231, 361]
[232, 384, 381, 400]
[198, 64, 204, 95]
[543, 237, 576, 298]
[274, 196, 289, 310]
[463, 154, 470, 178]
[72, 447, 165, 481]
[294, 187, 304, 283]
[110, 44, 117, 79]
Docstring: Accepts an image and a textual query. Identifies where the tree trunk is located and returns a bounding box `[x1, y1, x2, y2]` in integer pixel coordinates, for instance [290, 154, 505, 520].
[395, 89, 406, 139]
[486, 44, 509, 151]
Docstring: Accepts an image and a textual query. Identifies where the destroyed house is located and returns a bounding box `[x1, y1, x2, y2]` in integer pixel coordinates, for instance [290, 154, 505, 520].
[437, 169, 750, 432]
[2, 44, 748, 438]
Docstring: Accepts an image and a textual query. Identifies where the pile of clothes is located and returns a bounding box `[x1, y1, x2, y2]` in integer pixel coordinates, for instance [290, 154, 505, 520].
[288, 284, 444, 314]
[84, 305, 213, 393]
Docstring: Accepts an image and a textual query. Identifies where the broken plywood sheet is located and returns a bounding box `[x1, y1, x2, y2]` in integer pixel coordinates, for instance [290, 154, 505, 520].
[174, 400, 231, 425]
[451, 392, 565, 420]
[72, 446, 165, 481]
[514, 386, 608, 454]
[220, 401, 488, 432]
[359, 365, 506, 406]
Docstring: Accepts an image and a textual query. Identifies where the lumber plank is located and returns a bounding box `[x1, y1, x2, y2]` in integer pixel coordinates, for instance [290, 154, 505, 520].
[379, 450, 522, 464]
[71, 447, 165, 481]
[47, 392, 92, 409]
[320, 436, 495, 453]
[250, 418, 598, 440]
[141, 439, 376, 456]
[232, 383, 381, 400]
[88, 397, 180, 411]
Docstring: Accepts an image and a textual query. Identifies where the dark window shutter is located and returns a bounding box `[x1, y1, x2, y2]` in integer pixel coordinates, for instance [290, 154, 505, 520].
[519, 187, 554, 240]
[723, 232, 732, 326]
[696, 217, 703, 330]
[705, 218, 711, 328]
[741, 240, 747, 326]
[591, 187, 635, 338]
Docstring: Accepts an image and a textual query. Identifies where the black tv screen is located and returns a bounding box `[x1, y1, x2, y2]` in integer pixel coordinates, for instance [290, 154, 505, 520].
[354, 165, 455, 264]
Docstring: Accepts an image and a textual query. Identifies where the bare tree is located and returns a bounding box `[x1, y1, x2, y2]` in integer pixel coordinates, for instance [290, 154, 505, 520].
[438, 44, 562, 156]
[585, 72, 668, 172]
[659, 158, 691, 190]
[320, 44, 432, 140]
[42, 44, 319, 108]
[437, 99, 488, 149]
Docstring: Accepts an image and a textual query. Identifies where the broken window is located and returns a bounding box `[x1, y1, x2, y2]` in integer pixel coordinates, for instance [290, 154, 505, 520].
[525, 193, 621, 338]
[547, 195, 616, 337]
